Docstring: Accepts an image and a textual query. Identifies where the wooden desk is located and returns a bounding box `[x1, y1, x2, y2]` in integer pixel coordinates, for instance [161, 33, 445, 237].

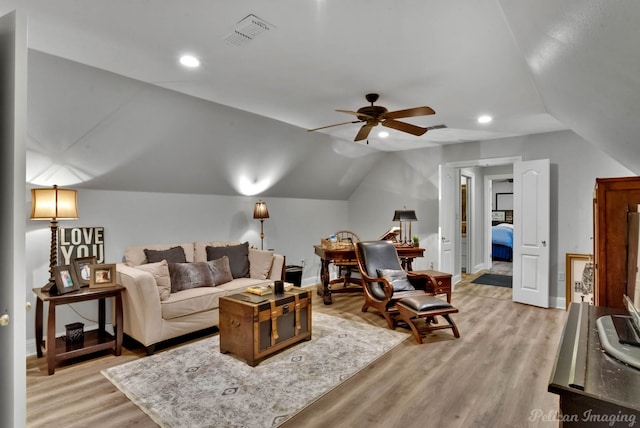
[314, 245, 425, 305]
[548, 303, 640, 426]
[33, 285, 124, 375]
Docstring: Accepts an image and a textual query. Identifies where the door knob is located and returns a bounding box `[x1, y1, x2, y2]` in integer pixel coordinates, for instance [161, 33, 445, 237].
[0, 314, 9, 327]
[25, 301, 32, 311]
[542, 240, 547, 247]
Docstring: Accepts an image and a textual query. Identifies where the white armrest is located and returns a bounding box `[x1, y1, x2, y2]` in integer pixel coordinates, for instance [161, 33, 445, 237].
[116, 263, 163, 347]
[269, 254, 285, 280]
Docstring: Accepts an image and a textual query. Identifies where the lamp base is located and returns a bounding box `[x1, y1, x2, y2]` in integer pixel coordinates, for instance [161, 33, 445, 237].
[41, 281, 56, 294]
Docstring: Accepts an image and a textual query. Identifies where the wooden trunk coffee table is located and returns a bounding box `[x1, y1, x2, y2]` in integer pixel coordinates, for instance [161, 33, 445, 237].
[219, 288, 312, 366]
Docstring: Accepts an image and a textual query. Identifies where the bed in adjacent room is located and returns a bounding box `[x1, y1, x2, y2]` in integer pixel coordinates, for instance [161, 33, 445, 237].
[492, 223, 513, 261]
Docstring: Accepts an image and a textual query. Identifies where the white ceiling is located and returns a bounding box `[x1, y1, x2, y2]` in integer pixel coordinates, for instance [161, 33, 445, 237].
[5, 0, 640, 198]
[3, 0, 571, 151]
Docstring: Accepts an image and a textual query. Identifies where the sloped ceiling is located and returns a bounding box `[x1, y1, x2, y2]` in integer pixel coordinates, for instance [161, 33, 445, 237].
[5, 1, 640, 198]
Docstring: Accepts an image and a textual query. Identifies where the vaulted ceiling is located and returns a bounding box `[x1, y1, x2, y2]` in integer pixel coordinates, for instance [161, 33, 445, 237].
[4, 1, 640, 197]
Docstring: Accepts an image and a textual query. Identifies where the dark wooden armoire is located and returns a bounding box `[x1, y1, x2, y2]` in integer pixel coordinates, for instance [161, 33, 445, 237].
[593, 176, 640, 309]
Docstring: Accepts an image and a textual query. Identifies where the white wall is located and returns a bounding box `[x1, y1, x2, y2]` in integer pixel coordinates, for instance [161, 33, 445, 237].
[25, 189, 347, 353]
[348, 130, 634, 305]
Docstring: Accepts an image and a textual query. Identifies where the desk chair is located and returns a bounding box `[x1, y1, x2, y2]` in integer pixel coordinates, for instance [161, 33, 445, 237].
[328, 230, 363, 289]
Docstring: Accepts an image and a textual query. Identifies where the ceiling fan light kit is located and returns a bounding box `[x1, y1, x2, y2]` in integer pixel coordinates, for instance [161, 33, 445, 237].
[308, 93, 436, 142]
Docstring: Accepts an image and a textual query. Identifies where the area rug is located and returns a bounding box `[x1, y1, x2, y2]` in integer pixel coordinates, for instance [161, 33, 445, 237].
[472, 273, 512, 288]
[102, 312, 408, 428]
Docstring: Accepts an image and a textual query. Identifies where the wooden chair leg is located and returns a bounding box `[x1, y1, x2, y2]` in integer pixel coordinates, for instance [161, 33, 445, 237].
[442, 314, 460, 338]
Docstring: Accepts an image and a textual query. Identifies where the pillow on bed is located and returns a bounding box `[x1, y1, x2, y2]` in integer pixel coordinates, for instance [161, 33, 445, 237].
[377, 268, 416, 291]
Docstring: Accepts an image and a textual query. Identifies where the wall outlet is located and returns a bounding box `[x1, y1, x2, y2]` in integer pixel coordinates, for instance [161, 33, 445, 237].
[301, 258, 306, 267]
[430, 261, 434, 269]
[558, 272, 565, 281]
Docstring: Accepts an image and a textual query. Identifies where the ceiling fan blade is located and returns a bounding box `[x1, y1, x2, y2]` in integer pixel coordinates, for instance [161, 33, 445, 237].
[308, 120, 362, 132]
[354, 123, 375, 141]
[382, 119, 428, 136]
[383, 106, 435, 119]
[336, 109, 376, 120]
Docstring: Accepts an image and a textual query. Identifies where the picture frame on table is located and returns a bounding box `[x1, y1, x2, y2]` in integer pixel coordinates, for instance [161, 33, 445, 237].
[565, 253, 594, 309]
[72, 256, 96, 287]
[89, 263, 116, 288]
[53, 265, 80, 295]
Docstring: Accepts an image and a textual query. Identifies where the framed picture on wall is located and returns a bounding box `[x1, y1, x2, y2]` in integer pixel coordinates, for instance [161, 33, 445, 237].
[565, 253, 594, 309]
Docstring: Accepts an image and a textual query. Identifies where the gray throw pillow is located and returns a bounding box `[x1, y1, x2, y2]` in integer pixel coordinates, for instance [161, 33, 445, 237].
[168, 262, 215, 292]
[206, 242, 250, 278]
[377, 268, 416, 291]
[145, 246, 187, 264]
[207, 256, 234, 285]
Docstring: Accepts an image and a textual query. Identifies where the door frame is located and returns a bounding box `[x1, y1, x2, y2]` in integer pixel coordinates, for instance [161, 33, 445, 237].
[440, 157, 521, 283]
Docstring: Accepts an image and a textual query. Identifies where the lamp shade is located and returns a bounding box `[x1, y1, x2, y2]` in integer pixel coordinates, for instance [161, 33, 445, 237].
[392, 209, 418, 222]
[253, 201, 269, 219]
[30, 185, 79, 220]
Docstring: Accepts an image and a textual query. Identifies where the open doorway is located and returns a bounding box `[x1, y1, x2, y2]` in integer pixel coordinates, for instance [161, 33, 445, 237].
[489, 177, 513, 277]
[460, 174, 471, 274]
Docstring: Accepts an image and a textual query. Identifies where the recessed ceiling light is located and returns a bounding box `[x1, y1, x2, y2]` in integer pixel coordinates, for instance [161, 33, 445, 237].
[478, 115, 492, 124]
[179, 55, 200, 68]
[378, 131, 389, 138]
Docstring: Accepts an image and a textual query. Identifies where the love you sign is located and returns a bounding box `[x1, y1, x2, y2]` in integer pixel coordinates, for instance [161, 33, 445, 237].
[58, 227, 105, 264]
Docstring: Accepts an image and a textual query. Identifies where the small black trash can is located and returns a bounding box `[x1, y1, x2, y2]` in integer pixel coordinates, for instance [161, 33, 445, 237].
[285, 265, 303, 287]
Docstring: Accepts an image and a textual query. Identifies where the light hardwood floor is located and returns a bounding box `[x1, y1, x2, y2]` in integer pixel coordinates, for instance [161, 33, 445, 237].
[26, 272, 567, 428]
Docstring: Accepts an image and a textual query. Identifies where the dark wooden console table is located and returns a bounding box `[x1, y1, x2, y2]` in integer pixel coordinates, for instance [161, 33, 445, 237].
[548, 302, 640, 426]
[33, 285, 124, 375]
[314, 245, 424, 305]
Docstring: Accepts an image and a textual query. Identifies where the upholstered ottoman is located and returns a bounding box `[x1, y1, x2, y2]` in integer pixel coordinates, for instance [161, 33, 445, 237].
[395, 294, 460, 344]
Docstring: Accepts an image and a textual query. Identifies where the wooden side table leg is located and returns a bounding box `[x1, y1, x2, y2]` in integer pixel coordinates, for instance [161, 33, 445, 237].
[98, 297, 106, 338]
[35, 297, 43, 358]
[114, 292, 123, 356]
[46, 302, 56, 375]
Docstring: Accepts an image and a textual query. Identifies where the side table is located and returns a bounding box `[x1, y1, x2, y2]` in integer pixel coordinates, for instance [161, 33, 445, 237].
[410, 269, 452, 303]
[33, 285, 124, 375]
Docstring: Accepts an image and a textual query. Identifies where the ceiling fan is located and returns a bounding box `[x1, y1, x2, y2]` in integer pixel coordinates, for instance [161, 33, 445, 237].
[308, 93, 436, 142]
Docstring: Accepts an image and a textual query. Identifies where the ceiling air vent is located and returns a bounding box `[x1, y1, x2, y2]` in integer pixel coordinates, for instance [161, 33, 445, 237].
[427, 124, 448, 130]
[223, 14, 276, 47]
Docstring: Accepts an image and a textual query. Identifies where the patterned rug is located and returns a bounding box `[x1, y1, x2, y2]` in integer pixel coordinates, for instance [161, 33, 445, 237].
[102, 312, 408, 428]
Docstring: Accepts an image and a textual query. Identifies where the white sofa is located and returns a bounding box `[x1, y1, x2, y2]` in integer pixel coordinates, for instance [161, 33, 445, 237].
[116, 241, 285, 354]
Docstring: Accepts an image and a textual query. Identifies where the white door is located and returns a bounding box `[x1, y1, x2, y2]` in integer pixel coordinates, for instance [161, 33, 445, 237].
[512, 159, 550, 307]
[0, 10, 28, 427]
[439, 164, 456, 278]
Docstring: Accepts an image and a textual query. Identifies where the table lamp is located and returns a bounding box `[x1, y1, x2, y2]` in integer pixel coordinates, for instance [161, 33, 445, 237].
[30, 185, 79, 292]
[253, 200, 269, 250]
[392, 208, 418, 244]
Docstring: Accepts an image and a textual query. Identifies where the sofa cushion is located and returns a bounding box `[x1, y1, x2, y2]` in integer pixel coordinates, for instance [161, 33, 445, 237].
[249, 249, 274, 280]
[125, 243, 194, 266]
[145, 246, 187, 264]
[169, 262, 216, 292]
[377, 268, 416, 291]
[194, 240, 242, 263]
[206, 242, 250, 278]
[135, 260, 171, 301]
[160, 277, 271, 320]
[208, 256, 234, 285]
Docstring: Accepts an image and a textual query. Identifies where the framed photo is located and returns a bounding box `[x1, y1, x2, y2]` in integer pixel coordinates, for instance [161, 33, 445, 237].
[566, 253, 594, 309]
[72, 256, 96, 287]
[89, 263, 116, 288]
[53, 265, 80, 295]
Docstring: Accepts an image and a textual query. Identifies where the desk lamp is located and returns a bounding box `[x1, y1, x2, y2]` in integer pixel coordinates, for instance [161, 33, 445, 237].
[392, 208, 418, 245]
